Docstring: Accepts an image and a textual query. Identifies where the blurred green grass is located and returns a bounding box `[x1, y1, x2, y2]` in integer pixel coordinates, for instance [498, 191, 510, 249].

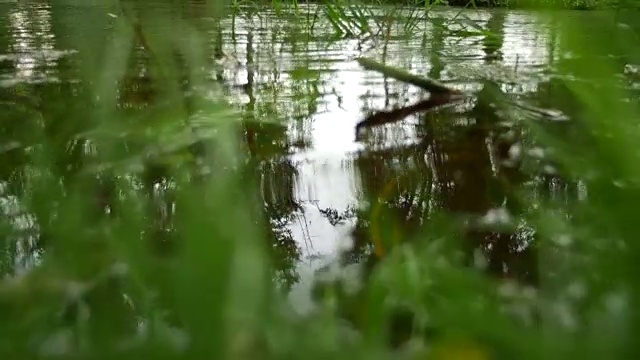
[1, 0, 639, 359]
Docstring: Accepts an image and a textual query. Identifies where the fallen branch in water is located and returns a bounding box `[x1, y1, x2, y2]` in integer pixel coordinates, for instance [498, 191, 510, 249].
[355, 58, 567, 130]
[355, 94, 465, 139]
[355, 57, 468, 135]
[357, 57, 463, 95]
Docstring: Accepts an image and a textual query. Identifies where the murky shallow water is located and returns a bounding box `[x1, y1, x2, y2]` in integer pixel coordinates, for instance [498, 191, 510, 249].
[0, 1, 603, 310]
[212, 5, 563, 310]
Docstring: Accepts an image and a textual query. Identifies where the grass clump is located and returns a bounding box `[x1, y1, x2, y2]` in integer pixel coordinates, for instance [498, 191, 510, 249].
[252, 0, 623, 9]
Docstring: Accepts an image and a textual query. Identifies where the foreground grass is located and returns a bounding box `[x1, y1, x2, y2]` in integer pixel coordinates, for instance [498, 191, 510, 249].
[1, 1, 640, 359]
[250, 0, 623, 10]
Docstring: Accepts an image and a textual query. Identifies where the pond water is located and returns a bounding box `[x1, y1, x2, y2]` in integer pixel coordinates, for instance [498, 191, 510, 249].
[0, 1, 601, 312]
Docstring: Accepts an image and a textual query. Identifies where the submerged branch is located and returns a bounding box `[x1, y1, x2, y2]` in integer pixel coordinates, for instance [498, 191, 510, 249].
[355, 94, 465, 139]
[357, 57, 463, 95]
[355, 57, 468, 135]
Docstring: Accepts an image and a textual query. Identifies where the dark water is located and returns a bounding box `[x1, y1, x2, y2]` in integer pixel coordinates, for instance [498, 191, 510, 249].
[0, 1, 596, 312]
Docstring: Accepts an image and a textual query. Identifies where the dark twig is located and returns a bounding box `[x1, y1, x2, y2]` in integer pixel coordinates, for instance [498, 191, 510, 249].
[355, 94, 466, 139]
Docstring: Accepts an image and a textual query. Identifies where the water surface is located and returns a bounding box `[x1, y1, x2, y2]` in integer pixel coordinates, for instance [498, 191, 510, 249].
[0, 1, 594, 310]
